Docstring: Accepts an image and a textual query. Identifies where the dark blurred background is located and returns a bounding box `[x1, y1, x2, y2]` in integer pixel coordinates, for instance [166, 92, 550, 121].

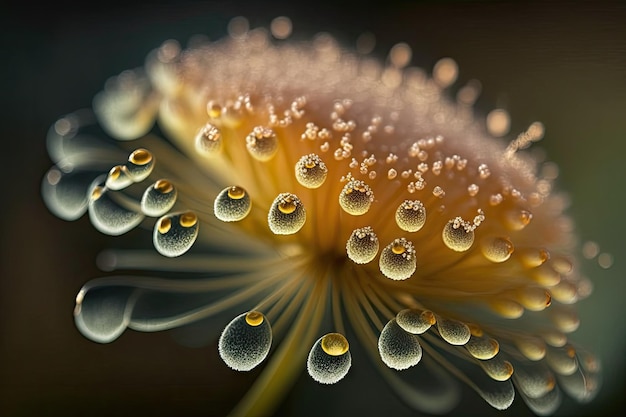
[1, 1, 624, 416]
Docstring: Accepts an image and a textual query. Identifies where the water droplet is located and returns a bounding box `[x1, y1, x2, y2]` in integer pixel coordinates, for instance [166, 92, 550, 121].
[153, 211, 199, 257]
[378, 318, 422, 370]
[141, 179, 177, 217]
[481, 237, 514, 263]
[379, 238, 416, 280]
[268, 193, 306, 234]
[246, 126, 278, 161]
[218, 311, 272, 371]
[127, 148, 154, 181]
[506, 209, 532, 231]
[195, 123, 222, 155]
[442, 218, 475, 252]
[395, 200, 426, 232]
[339, 179, 373, 215]
[436, 317, 471, 345]
[396, 309, 435, 334]
[88, 185, 144, 236]
[346, 226, 379, 264]
[295, 154, 328, 189]
[105, 165, 133, 190]
[307, 333, 351, 384]
[214, 186, 252, 222]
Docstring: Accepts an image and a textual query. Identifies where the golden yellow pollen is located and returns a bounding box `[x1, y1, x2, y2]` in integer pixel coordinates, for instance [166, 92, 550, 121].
[207, 101, 222, 119]
[304, 160, 316, 169]
[421, 310, 436, 326]
[109, 165, 122, 180]
[392, 242, 406, 254]
[129, 148, 152, 165]
[157, 217, 172, 234]
[227, 186, 246, 200]
[245, 311, 264, 327]
[278, 198, 297, 214]
[179, 211, 198, 228]
[321, 333, 349, 356]
[90, 186, 103, 200]
[154, 179, 174, 193]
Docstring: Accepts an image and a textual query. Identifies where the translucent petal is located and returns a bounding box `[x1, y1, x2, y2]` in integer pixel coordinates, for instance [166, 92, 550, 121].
[295, 153, 327, 189]
[379, 238, 416, 280]
[74, 285, 136, 343]
[378, 319, 422, 370]
[218, 311, 272, 371]
[141, 179, 177, 217]
[436, 317, 471, 345]
[214, 186, 252, 222]
[395, 200, 426, 232]
[307, 333, 352, 384]
[88, 185, 144, 235]
[153, 211, 199, 257]
[345, 226, 379, 264]
[520, 386, 562, 416]
[395, 308, 435, 334]
[41, 168, 100, 221]
[338, 179, 373, 215]
[268, 193, 306, 235]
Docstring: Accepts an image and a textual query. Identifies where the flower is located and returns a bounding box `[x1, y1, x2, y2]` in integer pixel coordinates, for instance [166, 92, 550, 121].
[42, 16, 600, 417]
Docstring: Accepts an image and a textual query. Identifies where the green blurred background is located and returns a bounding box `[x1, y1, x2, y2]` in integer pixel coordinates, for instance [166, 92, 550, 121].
[1, 1, 624, 416]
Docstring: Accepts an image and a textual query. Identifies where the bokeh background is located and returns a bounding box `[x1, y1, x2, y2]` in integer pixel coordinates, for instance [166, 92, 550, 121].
[1, 1, 624, 416]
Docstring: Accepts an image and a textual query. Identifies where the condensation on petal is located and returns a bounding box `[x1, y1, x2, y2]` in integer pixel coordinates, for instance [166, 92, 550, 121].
[74, 285, 135, 343]
[218, 311, 272, 371]
[153, 211, 199, 257]
[378, 319, 422, 370]
[41, 168, 99, 221]
[89, 185, 144, 235]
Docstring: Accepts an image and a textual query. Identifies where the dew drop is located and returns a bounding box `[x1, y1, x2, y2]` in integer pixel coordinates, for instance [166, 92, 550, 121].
[378, 319, 422, 370]
[141, 179, 177, 217]
[126, 148, 154, 181]
[506, 209, 533, 231]
[295, 154, 328, 188]
[105, 165, 133, 190]
[268, 193, 306, 234]
[218, 311, 272, 371]
[88, 185, 144, 236]
[379, 238, 417, 280]
[339, 179, 373, 215]
[195, 122, 222, 155]
[346, 226, 379, 264]
[442, 218, 475, 252]
[307, 333, 351, 384]
[214, 186, 252, 222]
[74, 286, 134, 343]
[153, 211, 199, 257]
[396, 309, 435, 334]
[246, 126, 278, 161]
[395, 200, 426, 232]
[481, 237, 514, 263]
[436, 317, 471, 345]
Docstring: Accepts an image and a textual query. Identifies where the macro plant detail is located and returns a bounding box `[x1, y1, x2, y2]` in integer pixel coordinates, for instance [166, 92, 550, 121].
[42, 16, 600, 417]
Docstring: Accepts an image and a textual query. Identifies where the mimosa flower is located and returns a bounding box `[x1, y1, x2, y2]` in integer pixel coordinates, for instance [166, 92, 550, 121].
[42, 16, 600, 417]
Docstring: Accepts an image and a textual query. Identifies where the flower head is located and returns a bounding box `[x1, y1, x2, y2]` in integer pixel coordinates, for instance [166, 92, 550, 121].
[42, 16, 600, 416]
